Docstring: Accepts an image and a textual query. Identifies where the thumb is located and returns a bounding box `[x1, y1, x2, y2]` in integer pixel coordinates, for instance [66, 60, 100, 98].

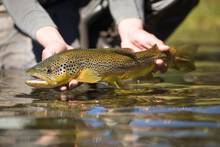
[42, 47, 54, 60]
[66, 45, 73, 50]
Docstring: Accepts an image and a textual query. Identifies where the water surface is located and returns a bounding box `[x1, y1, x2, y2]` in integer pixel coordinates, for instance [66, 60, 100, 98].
[0, 45, 220, 147]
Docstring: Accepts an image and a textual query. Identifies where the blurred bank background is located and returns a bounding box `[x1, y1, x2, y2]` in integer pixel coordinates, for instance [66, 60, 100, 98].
[168, 0, 220, 44]
[0, 0, 219, 54]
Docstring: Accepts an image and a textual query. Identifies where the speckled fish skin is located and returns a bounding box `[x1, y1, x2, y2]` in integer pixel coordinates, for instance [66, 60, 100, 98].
[25, 46, 196, 88]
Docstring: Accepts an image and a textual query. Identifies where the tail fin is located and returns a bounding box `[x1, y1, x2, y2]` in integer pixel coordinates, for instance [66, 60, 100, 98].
[169, 44, 198, 72]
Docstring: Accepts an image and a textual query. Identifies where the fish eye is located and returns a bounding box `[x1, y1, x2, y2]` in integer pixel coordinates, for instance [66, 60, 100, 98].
[47, 68, 52, 74]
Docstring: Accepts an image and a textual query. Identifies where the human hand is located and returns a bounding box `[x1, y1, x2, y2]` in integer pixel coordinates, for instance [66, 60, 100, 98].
[41, 41, 72, 60]
[118, 18, 170, 72]
[36, 26, 79, 91]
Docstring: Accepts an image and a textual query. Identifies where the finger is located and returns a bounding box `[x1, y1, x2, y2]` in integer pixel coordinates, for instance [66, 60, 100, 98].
[154, 59, 168, 73]
[130, 33, 153, 50]
[66, 45, 73, 50]
[57, 80, 78, 91]
[149, 38, 169, 51]
[155, 59, 164, 65]
[143, 34, 169, 51]
[68, 79, 79, 89]
[59, 86, 68, 91]
[131, 32, 168, 51]
[42, 43, 70, 60]
[54, 45, 68, 53]
[157, 44, 170, 51]
[132, 39, 152, 50]
[121, 41, 142, 52]
[42, 48, 54, 60]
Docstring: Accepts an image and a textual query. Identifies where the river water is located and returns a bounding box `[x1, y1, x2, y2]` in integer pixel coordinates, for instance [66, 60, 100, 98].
[0, 45, 220, 147]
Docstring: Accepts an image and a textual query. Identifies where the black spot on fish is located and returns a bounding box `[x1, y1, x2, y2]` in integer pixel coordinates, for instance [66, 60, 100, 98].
[47, 68, 52, 74]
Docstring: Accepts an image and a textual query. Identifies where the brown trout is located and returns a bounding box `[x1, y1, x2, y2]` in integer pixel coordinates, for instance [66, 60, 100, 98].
[25, 45, 197, 88]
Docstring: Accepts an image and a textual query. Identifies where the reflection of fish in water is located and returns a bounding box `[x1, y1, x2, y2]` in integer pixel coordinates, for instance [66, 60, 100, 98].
[25, 45, 197, 88]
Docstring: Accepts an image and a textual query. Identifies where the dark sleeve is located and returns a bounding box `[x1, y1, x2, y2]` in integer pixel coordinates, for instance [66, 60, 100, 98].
[2, 0, 56, 39]
[109, 0, 144, 24]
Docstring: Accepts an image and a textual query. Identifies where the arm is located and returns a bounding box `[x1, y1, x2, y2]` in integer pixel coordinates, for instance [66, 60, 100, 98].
[109, 0, 144, 25]
[2, 0, 56, 39]
[2, 0, 71, 60]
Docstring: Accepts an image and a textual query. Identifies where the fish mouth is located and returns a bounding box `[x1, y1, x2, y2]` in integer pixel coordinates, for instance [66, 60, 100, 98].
[25, 72, 52, 88]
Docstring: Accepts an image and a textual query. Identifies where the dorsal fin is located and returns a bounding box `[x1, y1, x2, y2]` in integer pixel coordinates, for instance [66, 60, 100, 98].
[105, 48, 137, 60]
[93, 48, 137, 60]
[135, 45, 161, 59]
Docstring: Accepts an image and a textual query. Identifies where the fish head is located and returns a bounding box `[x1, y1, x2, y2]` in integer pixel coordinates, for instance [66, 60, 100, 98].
[25, 55, 73, 88]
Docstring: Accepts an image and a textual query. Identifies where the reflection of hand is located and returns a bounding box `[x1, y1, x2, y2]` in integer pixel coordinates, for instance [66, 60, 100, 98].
[36, 26, 79, 91]
[118, 18, 170, 72]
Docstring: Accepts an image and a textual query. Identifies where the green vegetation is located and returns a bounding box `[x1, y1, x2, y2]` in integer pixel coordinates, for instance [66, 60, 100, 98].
[168, 0, 220, 44]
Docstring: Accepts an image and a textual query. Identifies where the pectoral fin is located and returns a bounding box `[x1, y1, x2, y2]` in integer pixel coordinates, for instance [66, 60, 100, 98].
[113, 48, 137, 59]
[76, 69, 101, 83]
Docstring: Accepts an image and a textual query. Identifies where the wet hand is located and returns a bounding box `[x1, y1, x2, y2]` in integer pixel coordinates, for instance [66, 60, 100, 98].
[118, 18, 170, 72]
[41, 41, 72, 60]
[120, 29, 169, 52]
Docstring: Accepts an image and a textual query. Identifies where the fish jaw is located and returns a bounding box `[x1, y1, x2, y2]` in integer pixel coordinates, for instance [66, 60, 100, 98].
[25, 70, 57, 88]
[25, 78, 50, 88]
